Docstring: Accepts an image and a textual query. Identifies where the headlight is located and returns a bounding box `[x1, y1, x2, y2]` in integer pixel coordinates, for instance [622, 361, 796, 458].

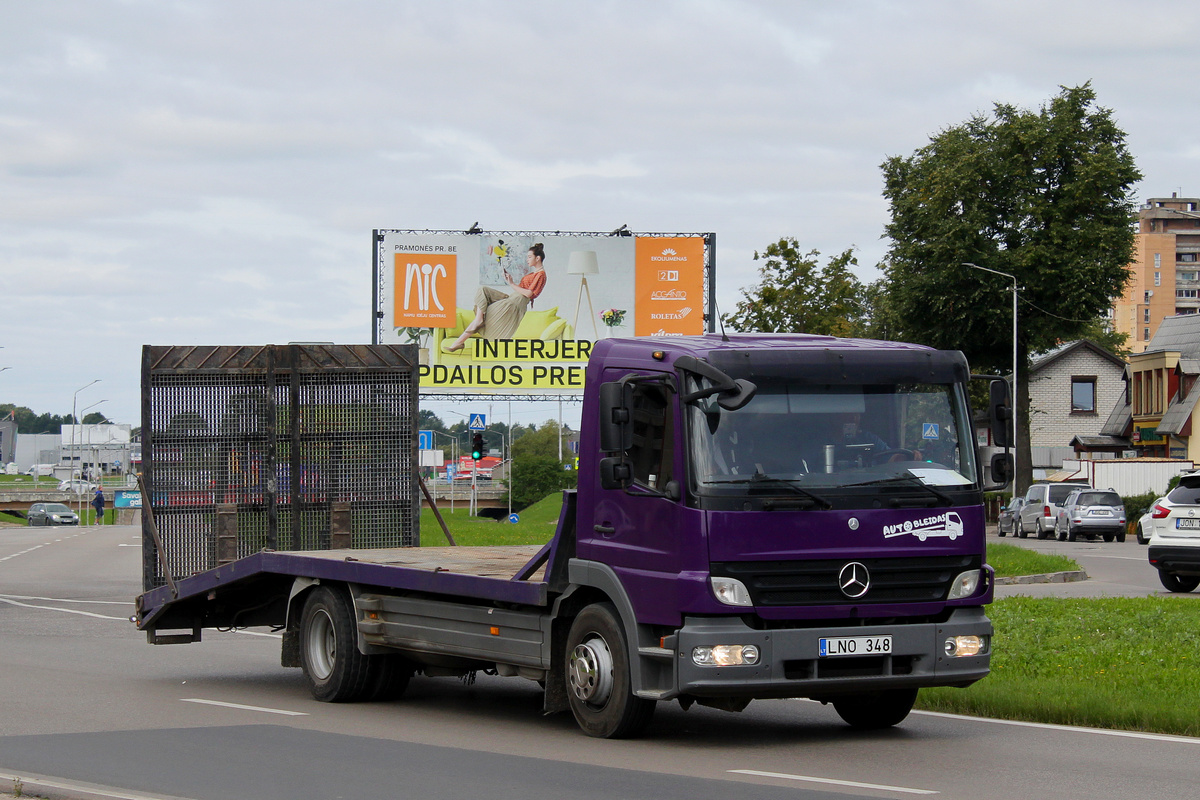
[947, 569, 982, 600]
[692, 644, 760, 666]
[944, 635, 987, 657]
[709, 577, 752, 607]
[50, 514, 63, 521]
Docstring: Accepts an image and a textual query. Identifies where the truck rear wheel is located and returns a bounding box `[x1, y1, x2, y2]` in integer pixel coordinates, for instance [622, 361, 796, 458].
[1159, 570, 1200, 593]
[300, 586, 374, 702]
[832, 688, 918, 729]
[565, 603, 655, 738]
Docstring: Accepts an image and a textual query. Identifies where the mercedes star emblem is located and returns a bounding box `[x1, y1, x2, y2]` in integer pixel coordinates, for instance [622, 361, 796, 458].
[838, 562, 870, 599]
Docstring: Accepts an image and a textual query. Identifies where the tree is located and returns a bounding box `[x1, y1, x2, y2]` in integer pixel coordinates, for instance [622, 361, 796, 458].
[509, 420, 576, 509]
[724, 240, 866, 336]
[880, 83, 1141, 492]
[0, 404, 74, 434]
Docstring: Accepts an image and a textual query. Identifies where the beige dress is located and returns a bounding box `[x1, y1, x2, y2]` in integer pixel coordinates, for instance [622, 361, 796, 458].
[470, 271, 547, 340]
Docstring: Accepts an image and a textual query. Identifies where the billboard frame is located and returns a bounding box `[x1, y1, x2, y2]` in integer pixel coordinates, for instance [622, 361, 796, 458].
[372, 229, 715, 401]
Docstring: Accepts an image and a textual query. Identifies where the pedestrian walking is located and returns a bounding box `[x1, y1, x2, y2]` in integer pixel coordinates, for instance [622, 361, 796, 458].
[91, 487, 105, 525]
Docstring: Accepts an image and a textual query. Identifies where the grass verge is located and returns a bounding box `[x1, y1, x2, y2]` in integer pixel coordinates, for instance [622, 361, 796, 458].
[917, 595, 1200, 737]
[420, 493, 563, 547]
[987, 541, 1079, 578]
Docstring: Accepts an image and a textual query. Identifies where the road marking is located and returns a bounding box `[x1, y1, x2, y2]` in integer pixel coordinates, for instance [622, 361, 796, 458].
[0, 593, 130, 606]
[0, 544, 46, 562]
[729, 769, 937, 795]
[0, 596, 129, 621]
[914, 709, 1200, 744]
[181, 698, 308, 716]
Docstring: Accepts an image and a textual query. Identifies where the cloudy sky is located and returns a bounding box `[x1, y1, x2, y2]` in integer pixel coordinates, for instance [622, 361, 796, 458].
[3, 1, 1199, 431]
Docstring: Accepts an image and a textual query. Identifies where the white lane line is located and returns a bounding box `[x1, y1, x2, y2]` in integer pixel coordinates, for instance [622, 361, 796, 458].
[0, 544, 46, 562]
[181, 698, 308, 716]
[0, 596, 129, 621]
[0, 594, 131, 606]
[729, 769, 937, 795]
[913, 709, 1200, 744]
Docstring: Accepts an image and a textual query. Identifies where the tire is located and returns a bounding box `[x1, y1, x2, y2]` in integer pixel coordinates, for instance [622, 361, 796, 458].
[1116, 531, 1126, 543]
[1056, 521, 1066, 542]
[367, 654, 414, 701]
[565, 603, 655, 738]
[1102, 533, 1114, 543]
[1017, 522, 1028, 539]
[997, 522, 1006, 538]
[832, 687, 919, 729]
[300, 586, 374, 702]
[1158, 571, 1200, 593]
[1137, 523, 1149, 545]
[1067, 528, 1077, 543]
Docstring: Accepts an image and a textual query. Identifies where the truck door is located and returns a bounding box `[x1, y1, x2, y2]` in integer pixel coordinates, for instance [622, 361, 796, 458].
[587, 372, 693, 626]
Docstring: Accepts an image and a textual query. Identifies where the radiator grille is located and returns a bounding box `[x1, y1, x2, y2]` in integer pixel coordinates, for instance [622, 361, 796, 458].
[711, 555, 979, 606]
[141, 345, 419, 590]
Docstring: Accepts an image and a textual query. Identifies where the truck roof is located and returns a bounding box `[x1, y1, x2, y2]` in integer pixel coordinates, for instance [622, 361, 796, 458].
[592, 333, 940, 360]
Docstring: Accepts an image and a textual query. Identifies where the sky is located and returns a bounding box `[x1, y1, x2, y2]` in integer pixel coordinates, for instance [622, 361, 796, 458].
[3, 0, 1200, 433]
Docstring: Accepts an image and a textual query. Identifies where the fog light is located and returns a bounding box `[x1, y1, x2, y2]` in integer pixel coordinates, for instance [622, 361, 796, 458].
[710, 577, 752, 607]
[944, 635, 985, 657]
[947, 569, 982, 600]
[692, 644, 761, 666]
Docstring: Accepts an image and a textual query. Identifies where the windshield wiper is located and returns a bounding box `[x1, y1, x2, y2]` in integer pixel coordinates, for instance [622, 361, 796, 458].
[730, 473, 834, 509]
[700, 474, 830, 506]
[856, 474, 955, 506]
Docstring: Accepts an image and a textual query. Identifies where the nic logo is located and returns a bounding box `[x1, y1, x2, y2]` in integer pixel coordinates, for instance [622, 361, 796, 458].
[394, 253, 456, 327]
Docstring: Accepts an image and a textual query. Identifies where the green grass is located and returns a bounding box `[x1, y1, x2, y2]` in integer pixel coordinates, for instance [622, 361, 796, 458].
[987, 541, 1079, 578]
[918, 596, 1200, 737]
[420, 493, 564, 547]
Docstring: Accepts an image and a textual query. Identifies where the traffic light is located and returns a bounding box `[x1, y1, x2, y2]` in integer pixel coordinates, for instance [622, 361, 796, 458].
[471, 433, 484, 461]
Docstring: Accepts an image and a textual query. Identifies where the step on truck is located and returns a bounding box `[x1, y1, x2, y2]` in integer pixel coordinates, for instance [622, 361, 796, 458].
[136, 338, 1012, 738]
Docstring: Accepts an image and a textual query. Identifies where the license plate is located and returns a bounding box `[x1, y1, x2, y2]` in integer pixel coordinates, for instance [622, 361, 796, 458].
[1088, 509, 1111, 516]
[819, 635, 892, 658]
[1177, 518, 1200, 529]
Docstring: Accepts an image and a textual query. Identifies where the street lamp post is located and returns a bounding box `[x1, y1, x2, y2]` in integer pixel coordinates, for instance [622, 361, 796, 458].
[77, 399, 107, 519]
[963, 263, 1018, 492]
[71, 380, 100, 482]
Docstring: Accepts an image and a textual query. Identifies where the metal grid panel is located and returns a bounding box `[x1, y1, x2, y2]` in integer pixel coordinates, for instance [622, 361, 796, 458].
[142, 345, 419, 590]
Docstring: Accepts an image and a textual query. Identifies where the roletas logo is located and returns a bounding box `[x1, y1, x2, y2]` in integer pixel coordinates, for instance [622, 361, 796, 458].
[650, 306, 692, 321]
[883, 512, 964, 541]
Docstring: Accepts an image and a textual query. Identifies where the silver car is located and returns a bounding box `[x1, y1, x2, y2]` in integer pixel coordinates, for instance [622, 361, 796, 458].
[1054, 489, 1126, 542]
[1019, 482, 1090, 539]
[997, 496, 1025, 537]
[27, 502, 80, 526]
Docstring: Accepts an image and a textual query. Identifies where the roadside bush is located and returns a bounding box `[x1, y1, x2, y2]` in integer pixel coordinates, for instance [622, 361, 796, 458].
[1122, 491, 1158, 536]
[510, 455, 576, 511]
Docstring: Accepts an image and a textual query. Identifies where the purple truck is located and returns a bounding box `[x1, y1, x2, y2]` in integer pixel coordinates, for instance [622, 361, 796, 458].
[136, 336, 1008, 738]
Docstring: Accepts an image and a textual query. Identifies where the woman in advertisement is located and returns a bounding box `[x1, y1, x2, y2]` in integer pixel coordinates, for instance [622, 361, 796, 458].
[445, 243, 548, 351]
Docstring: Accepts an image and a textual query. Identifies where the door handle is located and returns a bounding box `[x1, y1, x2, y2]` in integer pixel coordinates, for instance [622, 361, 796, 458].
[594, 524, 615, 534]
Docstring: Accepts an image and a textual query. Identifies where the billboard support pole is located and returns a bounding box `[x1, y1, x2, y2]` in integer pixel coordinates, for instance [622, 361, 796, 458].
[706, 232, 717, 334]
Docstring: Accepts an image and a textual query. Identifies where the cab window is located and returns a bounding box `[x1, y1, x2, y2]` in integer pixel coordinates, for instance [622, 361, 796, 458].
[626, 382, 674, 491]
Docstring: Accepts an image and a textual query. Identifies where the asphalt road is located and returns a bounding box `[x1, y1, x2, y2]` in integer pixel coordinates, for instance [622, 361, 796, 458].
[1, 523, 1197, 800]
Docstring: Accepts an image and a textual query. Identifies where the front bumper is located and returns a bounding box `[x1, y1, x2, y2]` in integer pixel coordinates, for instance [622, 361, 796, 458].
[670, 607, 991, 700]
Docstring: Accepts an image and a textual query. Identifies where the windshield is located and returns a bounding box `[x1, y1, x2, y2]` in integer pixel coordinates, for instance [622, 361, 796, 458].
[1077, 491, 1121, 506]
[45, 503, 72, 513]
[686, 377, 977, 492]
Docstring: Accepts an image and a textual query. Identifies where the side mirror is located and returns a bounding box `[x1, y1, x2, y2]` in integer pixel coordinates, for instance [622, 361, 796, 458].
[989, 379, 1012, 448]
[598, 381, 634, 453]
[987, 452, 1014, 490]
[599, 456, 632, 490]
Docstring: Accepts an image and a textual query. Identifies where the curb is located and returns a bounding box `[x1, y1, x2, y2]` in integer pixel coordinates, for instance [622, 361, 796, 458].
[994, 569, 1089, 585]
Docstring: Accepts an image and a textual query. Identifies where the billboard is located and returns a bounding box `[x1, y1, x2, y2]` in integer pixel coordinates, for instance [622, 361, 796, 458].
[375, 230, 713, 395]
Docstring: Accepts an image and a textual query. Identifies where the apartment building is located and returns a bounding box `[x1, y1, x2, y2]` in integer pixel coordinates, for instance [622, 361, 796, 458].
[1112, 194, 1200, 353]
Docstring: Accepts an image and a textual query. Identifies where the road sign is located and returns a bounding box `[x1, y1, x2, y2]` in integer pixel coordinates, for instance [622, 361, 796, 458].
[508, 513, 519, 524]
[418, 430, 434, 450]
[468, 414, 486, 431]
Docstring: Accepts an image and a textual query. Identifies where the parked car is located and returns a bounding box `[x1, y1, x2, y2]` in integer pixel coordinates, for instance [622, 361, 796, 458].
[1147, 473, 1200, 593]
[997, 496, 1025, 537]
[1053, 489, 1126, 542]
[1018, 481, 1090, 539]
[27, 502, 80, 526]
[57, 479, 98, 494]
[1137, 496, 1173, 545]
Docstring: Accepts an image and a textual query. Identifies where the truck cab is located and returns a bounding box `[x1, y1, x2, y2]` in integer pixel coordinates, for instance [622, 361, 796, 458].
[567, 334, 996, 732]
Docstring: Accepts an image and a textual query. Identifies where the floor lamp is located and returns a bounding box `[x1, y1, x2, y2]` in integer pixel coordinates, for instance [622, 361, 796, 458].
[568, 251, 599, 339]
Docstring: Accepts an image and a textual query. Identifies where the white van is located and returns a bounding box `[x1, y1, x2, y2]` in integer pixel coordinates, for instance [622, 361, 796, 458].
[1018, 481, 1091, 539]
[24, 464, 57, 477]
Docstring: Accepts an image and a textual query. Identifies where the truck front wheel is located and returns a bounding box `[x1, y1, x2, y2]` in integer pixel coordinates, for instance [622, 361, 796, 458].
[831, 688, 918, 729]
[565, 603, 655, 738]
[300, 586, 374, 702]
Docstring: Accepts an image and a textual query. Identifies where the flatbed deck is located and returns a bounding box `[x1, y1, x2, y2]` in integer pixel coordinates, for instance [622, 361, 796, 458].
[138, 543, 557, 635]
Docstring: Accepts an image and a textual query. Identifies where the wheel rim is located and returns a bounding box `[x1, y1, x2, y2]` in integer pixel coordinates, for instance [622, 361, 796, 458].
[307, 608, 336, 680]
[569, 634, 614, 707]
